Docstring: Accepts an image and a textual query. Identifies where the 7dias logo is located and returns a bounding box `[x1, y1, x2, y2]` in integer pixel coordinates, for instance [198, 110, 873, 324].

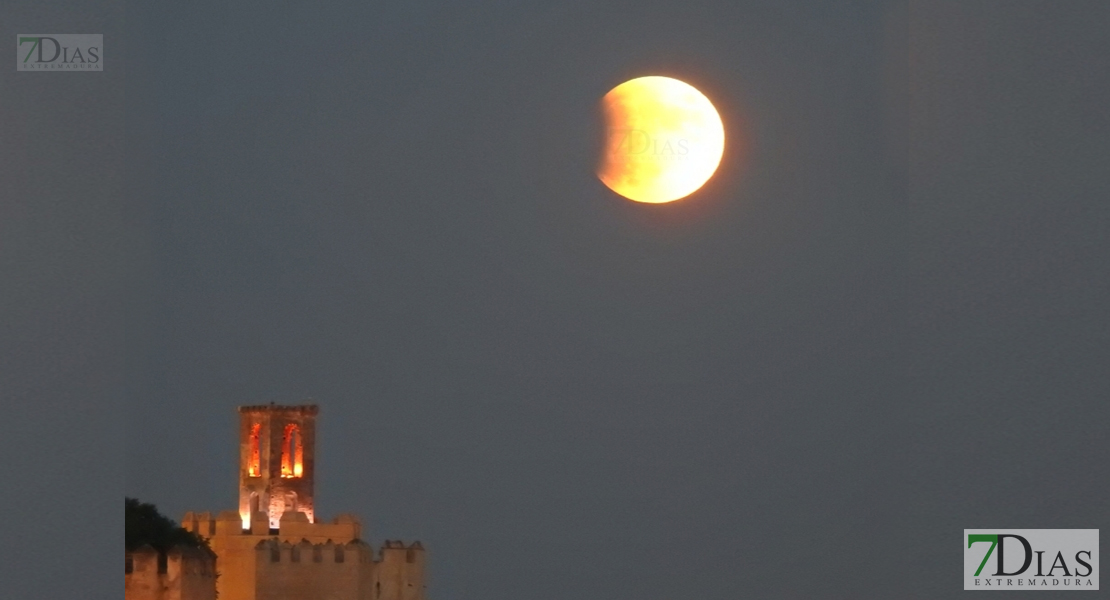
[964, 529, 1099, 590]
[17, 34, 102, 71]
[606, 129, 690, 162]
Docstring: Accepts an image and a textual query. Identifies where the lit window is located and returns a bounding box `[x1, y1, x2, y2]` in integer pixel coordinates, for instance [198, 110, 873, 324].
[248, 423, 261, 477]
[281, 424, 303, 478]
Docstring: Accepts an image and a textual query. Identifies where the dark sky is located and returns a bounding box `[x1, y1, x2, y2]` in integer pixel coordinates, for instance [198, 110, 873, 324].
[2, 1, 1108, 599]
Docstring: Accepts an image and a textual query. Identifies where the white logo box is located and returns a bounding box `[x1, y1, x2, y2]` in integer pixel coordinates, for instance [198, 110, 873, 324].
[965, 529, 1098, 591]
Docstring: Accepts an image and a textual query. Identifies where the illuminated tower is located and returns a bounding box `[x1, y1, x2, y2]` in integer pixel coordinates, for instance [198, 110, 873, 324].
[238, 404, 318, 529]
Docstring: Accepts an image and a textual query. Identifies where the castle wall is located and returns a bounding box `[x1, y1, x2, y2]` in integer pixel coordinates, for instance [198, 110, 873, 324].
[254, 540, 371, 600]
[378, 541, 427, 600]
[125, 546, 217, 600]
[276, 511, 362, 543]
[182, 511, 425, 600]
[184, 510, 364, 600]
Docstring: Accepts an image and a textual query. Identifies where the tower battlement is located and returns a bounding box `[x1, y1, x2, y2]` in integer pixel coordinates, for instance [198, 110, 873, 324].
[239, 404, 319, 415]
[254, 538, 373, 562]
[182, 510, 363, 543]
[250, 538, 425, 600]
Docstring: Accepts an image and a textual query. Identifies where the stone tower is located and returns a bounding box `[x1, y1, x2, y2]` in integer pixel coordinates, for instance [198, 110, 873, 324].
[184, 403, 426, 600]
[238, 404, 318, 528]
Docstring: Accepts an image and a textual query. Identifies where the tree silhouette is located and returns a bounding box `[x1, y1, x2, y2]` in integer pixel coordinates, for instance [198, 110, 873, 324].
[125, 497, 210, 552]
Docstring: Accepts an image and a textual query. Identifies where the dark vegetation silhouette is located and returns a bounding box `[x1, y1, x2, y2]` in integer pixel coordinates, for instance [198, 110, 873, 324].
[125, 497, 210, 552]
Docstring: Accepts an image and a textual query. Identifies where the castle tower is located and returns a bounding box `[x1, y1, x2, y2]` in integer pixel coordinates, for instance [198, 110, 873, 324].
[238, 404, 318, 528]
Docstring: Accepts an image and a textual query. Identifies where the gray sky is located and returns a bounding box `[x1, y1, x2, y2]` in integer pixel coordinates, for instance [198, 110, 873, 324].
[2, 1, 1108, 599]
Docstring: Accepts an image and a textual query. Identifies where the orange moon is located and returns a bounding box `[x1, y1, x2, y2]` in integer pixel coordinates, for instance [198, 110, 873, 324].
[597, 76, 725, 204]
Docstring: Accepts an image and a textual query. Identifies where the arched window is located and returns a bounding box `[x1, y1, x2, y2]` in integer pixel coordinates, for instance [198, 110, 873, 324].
[281, 424, 304, 478]
[335, 546, 345, 563]
[248, 423, 261, 477]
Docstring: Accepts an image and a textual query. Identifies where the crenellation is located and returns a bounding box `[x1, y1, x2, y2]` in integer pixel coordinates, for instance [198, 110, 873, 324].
[125, 544, 217, 600]
[251, 538, 377, 565]
[239, 404, 319, 415]
[215, 510, 243, 536]
[182, 512, 217, 538]
[250, 510, 269, 535]
[376, 540, 426, 600]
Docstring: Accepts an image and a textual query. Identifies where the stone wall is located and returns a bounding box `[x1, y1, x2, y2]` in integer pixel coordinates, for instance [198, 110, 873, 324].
[125, 545, 217, 600]
[253, 539, 371, 600]
[182, 510, 424, 600]
[377, 541, 427, 600]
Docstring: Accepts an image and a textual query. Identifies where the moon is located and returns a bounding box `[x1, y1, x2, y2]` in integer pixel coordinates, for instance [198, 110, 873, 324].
[597, 76, 725, 204]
